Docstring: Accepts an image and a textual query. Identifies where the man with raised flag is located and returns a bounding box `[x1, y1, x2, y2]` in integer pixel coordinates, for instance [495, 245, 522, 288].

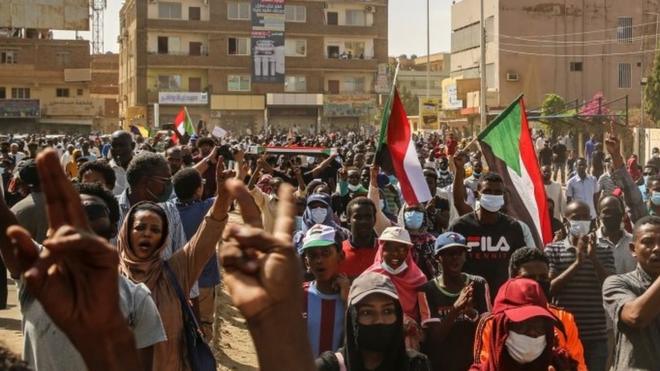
[449, 95, 551, 299]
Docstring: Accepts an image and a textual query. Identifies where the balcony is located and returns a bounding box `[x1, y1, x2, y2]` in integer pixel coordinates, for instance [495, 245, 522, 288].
[285, 22, 380, 37]
[147, 51, 211, 67]
[320, 56, 378, 70]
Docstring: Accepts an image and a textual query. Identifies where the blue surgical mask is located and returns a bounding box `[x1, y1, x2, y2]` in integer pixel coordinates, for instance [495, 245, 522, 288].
[404, 210, 424, 230]
[651, 191, 660, 206]
[569, 220, 591, 238]
[388, 175, 399, 186]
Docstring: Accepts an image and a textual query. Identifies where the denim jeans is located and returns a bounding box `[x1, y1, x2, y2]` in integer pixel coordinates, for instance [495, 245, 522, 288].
[582, 338, 609, 371]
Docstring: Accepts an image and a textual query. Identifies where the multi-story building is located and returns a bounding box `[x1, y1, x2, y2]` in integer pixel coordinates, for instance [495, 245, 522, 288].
[450, 0, 660, 110]
[0, 31, 97, 133]
[91, 53, 120, 133]
[118, 0, 389, 134]
[395, 52, 450, 103]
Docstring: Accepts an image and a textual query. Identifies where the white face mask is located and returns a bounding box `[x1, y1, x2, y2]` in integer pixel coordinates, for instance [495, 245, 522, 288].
[348, 184, 362, 192]
[505, 331, 546, 364]
[480, 194, 504, 212]
[381, 261, 408, 275]
[310, 208, 328, 224]
[569, 220, 591, 238]
[379, 200, 385, 210]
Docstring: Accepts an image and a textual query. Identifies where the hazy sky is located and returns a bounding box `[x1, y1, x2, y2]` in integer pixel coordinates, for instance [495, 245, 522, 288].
[54, 0, 452, 56]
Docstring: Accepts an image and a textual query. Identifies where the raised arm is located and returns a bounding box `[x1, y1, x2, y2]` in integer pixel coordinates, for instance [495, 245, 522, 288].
[368, 165, 394, 235]
[606, 134, 648, 222]
[219, 182, 315, 371]
[192, 146, 218, 175]
[452, 152, 473, 216]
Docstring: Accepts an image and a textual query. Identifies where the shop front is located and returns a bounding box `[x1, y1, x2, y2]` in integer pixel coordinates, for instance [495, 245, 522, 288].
[210, 94, 265, 135]
[322, 94, 377, 133]
[266, 93, 322, 134]
[155, 92, 210, 131]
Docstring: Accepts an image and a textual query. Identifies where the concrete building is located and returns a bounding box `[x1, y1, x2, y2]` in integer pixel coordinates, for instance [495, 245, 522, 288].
[396, 52, 450, 101]
[118, 0, 389, 135]
[91, 53, 120, 133]
[450, 0, 660, 110]
[0, 32, 96, 133]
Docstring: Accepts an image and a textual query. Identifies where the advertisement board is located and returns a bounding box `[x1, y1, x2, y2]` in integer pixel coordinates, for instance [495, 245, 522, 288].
[420, 98, 439, 130]
[0, 0, 89, 30]
[159, 92, 209, 106]
[252, 0, 285, 84]
[0, 99, 40, 118]
[323, 95, 376, 118]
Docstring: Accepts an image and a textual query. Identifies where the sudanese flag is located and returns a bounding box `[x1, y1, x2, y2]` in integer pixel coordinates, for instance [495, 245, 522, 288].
[375, 88, 431, 205]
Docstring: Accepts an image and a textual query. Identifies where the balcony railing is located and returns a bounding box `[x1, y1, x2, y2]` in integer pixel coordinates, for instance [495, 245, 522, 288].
[0, 99, 40, 118]
[148, 50, 209, 57]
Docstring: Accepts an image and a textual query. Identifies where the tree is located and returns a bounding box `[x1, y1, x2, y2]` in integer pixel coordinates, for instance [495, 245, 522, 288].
[645, 49, 660, 125]
[399, 86, 419, 116]
[539, 93, 567, 136]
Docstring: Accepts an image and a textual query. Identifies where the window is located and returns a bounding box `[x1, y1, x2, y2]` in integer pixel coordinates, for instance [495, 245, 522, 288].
[0, 87, 5, 99]
[77, 89, 83, 96]
[327, 12, 338, 25]
[327, 45, 340, 58]
[618, 63, 632, 88]
[285, 39, 306, 57]
[569, 62, 583, 72]
[617, 17, 633, 43]
[158, 75, 181, 90]
[345, 10, 366, 26]
[228, 2, 250, 20]
[189, 77, 202, 92]
[11, 88, 30, 99]
[158, 2, 182, 19]
[344, 77, 365, 93]
[56, 52, 70, 66]
[228, 75, 250, 92]
[228, 37, 250, 55]
[189, 42, 202, 56]
[158, 36, 169, 54]
[1, 51, 16, 64]
[344, 41, 366, 59]
[285, 5, 306, 22]
[285, 75, 306, 92]
[189, 6, 201, 21]
[56, 88, 70, 98]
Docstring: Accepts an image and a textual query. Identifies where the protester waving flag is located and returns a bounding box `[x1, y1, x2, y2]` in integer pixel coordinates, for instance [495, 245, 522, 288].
[477, 95, 552, 247]
[171, 106, 195, 143]
[375, 86, 431, 205]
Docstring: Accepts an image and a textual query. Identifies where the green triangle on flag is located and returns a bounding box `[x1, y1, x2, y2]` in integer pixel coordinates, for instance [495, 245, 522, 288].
[478, 96, 523, 176]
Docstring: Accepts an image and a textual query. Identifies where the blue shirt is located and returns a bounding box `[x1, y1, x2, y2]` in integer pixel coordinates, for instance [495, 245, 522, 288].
[175, 197, 221, 288]
[101, 143, 111, 159]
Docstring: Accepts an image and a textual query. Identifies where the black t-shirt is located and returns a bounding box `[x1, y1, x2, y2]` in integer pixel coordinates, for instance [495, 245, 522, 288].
[419, 274, 490, 371]
[552, 143, 567, 162]
[539, 147, 554, 166]
[316, 348, 431, 371]
[449, 212, 526, 299]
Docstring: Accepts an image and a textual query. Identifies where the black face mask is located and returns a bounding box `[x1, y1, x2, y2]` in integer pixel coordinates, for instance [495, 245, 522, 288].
[355, 323, 396, 352]
[600, 215, 622, 231]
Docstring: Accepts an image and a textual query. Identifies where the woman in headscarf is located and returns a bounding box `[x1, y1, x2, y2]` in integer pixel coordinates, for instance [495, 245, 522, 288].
[65, 149, 82, 179]
[397, 203, 437, 280]
[116, 164, 231, 371]
[471, 278, 578, 371]
[294, 193, 348, 254]
[365, 227, 428, 350]
[315, 272, 431, 371]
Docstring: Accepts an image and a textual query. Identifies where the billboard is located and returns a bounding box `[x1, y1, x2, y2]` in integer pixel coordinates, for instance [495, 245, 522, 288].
[0, 100, 40, 118]
[159, 92, 209, 106]
[420, 98, 439, 130]
[252, 0, 285, 84]
[323, 95, 376, 118]
[0, 0, 89, 31]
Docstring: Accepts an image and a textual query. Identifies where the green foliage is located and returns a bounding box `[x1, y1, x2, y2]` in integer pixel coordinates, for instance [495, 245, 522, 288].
[644, 50, 660, 126]
[538, 93, 568, 136]
[399, 86, 419, 116]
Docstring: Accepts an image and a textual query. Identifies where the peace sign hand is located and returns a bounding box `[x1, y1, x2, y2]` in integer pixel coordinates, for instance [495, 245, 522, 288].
[219, 180, 301, 320]
[6, 149, 136, 368]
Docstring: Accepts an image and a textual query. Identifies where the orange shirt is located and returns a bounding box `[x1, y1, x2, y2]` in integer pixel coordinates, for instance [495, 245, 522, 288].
[474, 306, 586, 371]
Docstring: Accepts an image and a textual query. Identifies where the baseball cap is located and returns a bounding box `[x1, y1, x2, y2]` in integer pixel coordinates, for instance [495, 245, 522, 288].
[434, 232, 469, 256]
[348, 272, 399, 306]
[301, 224, 337, 252]
[492, 278, 558, 323]
[379, 226, 413, 246]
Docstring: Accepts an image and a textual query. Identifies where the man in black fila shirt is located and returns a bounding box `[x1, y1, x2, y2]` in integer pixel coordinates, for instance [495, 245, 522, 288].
[449, 172, 532, 299]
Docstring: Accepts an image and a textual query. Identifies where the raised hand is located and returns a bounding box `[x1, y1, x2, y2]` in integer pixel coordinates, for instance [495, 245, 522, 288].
[6, 149, 139, 370]
[220, 181, 300, 319]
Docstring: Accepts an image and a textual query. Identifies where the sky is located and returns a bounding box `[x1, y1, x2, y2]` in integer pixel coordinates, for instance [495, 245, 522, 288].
[54, 0, 452, 56]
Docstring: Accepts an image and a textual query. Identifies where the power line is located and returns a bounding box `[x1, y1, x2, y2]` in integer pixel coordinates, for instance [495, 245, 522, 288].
[498, 47, 657, 58]
[497, 33, 650, 45]
[498, 36, 647, 48]
[497, 20, 658, 39]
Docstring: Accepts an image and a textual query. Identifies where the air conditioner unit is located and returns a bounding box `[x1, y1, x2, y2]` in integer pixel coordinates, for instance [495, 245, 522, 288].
[506, 72, 520, 81]
[365, 5, 376, 13]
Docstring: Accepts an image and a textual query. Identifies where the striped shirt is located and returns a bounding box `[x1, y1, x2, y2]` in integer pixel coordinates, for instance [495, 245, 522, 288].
[303, 281, 345, 357]
[544, 239, 615, 342]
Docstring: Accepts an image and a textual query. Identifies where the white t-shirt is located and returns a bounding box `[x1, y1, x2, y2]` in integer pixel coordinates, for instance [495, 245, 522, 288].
[20, 274, 166, 371]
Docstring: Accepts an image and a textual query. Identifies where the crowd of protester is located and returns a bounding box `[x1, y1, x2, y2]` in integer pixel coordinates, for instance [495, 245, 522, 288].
[0, 127, 658, 371]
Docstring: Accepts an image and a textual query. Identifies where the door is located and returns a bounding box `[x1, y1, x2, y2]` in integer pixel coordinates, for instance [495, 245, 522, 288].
[158, 36, 168, 54]
[327, 12, 338, 25]
[189, 42, 202, 56]
[189, 77, 202, 92]
[328, 80, 340, 94]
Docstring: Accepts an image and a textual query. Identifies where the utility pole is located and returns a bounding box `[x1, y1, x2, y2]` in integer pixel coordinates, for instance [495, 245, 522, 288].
[479, 0, 487, 129]
[426, 0, 430, 98]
